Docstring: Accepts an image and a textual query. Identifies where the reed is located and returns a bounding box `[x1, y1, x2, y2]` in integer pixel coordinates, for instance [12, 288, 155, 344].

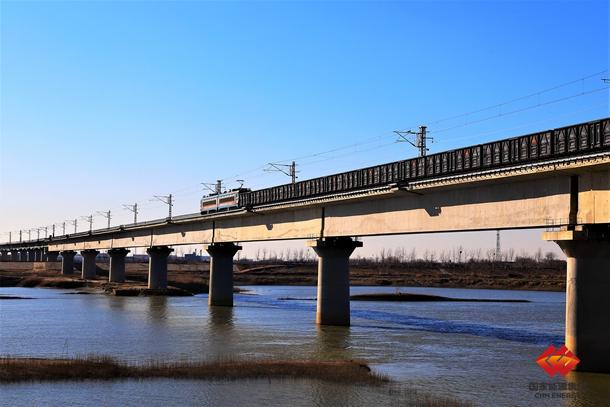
[0, 356, 386, 384]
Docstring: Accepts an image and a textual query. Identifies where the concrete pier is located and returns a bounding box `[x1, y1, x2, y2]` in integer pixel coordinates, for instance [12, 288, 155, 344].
[146, 246, 173, 289]
[46, 251, 59, 262]
[19, 250, 27, 262]
[0, 250, 8, 261]
[60, 250, 76, 275]
[11, 251, 19, 262]
[205, 243, 242, 306]
[33, 248, 42, 262]
[108, 248, 130, 282]
[308, 237, 362, 326]
[81, 249, 99, 279]
[544, 227, 610, 373]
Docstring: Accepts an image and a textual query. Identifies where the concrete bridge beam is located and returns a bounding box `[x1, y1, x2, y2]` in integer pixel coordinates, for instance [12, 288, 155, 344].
[544, 227, 610, 373]
[108, 248, 130, 283]
[308, 237, 362, 326]
[60, 251, 76, 275]
[147, 246, 173, 289]
[205, 243, 242, 307]
[81, 249, 100, 279]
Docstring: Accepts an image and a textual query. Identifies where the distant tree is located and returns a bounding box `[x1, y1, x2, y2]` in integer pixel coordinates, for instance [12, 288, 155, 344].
[544, 251, 557, 261]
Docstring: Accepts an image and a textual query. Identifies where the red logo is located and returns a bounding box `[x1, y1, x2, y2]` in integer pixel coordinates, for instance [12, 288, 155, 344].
[536, 345, 580, 377]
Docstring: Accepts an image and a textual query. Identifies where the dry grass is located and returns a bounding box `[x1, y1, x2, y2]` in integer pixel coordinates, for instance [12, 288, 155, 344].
[0, 356, 387, 384]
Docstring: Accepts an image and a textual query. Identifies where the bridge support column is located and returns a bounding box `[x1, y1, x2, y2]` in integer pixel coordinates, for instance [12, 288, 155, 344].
[147, 246, 173, 289]
[81, 250, 99, 279]
[544, 227, 610, 373]
[60, 251, 76, 275]
[205, 243, 242, 307]
[307, 237, 362, 326]
[26, 249, 35, 262]
[11, 251, 20, 262]
[0, 250, 9, 261]
[46, 251, 59, 262]
[108, 248, 130, 283]
[33, 248, 42, 262]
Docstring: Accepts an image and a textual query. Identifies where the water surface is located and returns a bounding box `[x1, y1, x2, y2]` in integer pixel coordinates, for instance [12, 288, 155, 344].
[1, 286, 608, 406]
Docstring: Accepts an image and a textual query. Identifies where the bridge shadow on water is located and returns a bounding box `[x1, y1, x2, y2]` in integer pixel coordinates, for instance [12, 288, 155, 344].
[236, 294, 562, 346]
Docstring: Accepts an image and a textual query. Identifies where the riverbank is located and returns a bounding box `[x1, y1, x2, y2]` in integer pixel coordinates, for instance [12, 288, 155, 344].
[0, 259, 565, 293]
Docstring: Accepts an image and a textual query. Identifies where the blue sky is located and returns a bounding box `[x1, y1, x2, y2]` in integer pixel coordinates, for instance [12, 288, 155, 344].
[1, 0, 608, 257]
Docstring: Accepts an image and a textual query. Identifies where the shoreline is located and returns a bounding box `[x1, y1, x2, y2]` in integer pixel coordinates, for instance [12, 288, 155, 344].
[0, 260, 566, 295]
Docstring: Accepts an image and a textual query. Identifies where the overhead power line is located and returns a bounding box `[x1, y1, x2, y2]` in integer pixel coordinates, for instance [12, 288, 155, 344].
[122, 203, 139, 224]
[431, 86, 608, 135]
[425, 69, 609, 127]
[394, 126, 432, 157]
[152, 194, 173, 219]
[265, 161, 298, 184]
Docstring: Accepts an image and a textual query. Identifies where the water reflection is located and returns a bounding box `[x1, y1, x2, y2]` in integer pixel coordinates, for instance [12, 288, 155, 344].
[147, 296, 169, 323]
[207, 306, 236, 359]
[208, 305, 234, 329]
[315, 325, 352, 360]
[104, 295, 127, 312]
[567, 371, 610, 407]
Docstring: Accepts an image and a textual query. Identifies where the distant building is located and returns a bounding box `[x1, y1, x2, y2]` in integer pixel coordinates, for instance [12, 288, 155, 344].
[184, 252, 209, 262]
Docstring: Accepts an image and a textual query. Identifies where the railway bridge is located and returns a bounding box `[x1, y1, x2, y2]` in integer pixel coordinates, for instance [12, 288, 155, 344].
[1, 117, 609, 372]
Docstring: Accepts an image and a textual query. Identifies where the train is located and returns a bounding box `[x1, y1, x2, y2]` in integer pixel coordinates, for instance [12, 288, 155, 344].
[200, 189, 250, 214]
[201, 117, 610, 214]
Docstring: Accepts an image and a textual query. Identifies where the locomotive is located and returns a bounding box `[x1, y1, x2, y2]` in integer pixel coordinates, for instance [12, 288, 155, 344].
[200, 188, 250, 214]
[200, 117, 610, 215]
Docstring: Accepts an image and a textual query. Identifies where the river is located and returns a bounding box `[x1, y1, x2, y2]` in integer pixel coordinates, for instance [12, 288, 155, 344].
[1, 286, 608, 406]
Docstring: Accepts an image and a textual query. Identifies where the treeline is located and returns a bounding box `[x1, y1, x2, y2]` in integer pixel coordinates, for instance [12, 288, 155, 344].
[236, 246, 564, 270]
